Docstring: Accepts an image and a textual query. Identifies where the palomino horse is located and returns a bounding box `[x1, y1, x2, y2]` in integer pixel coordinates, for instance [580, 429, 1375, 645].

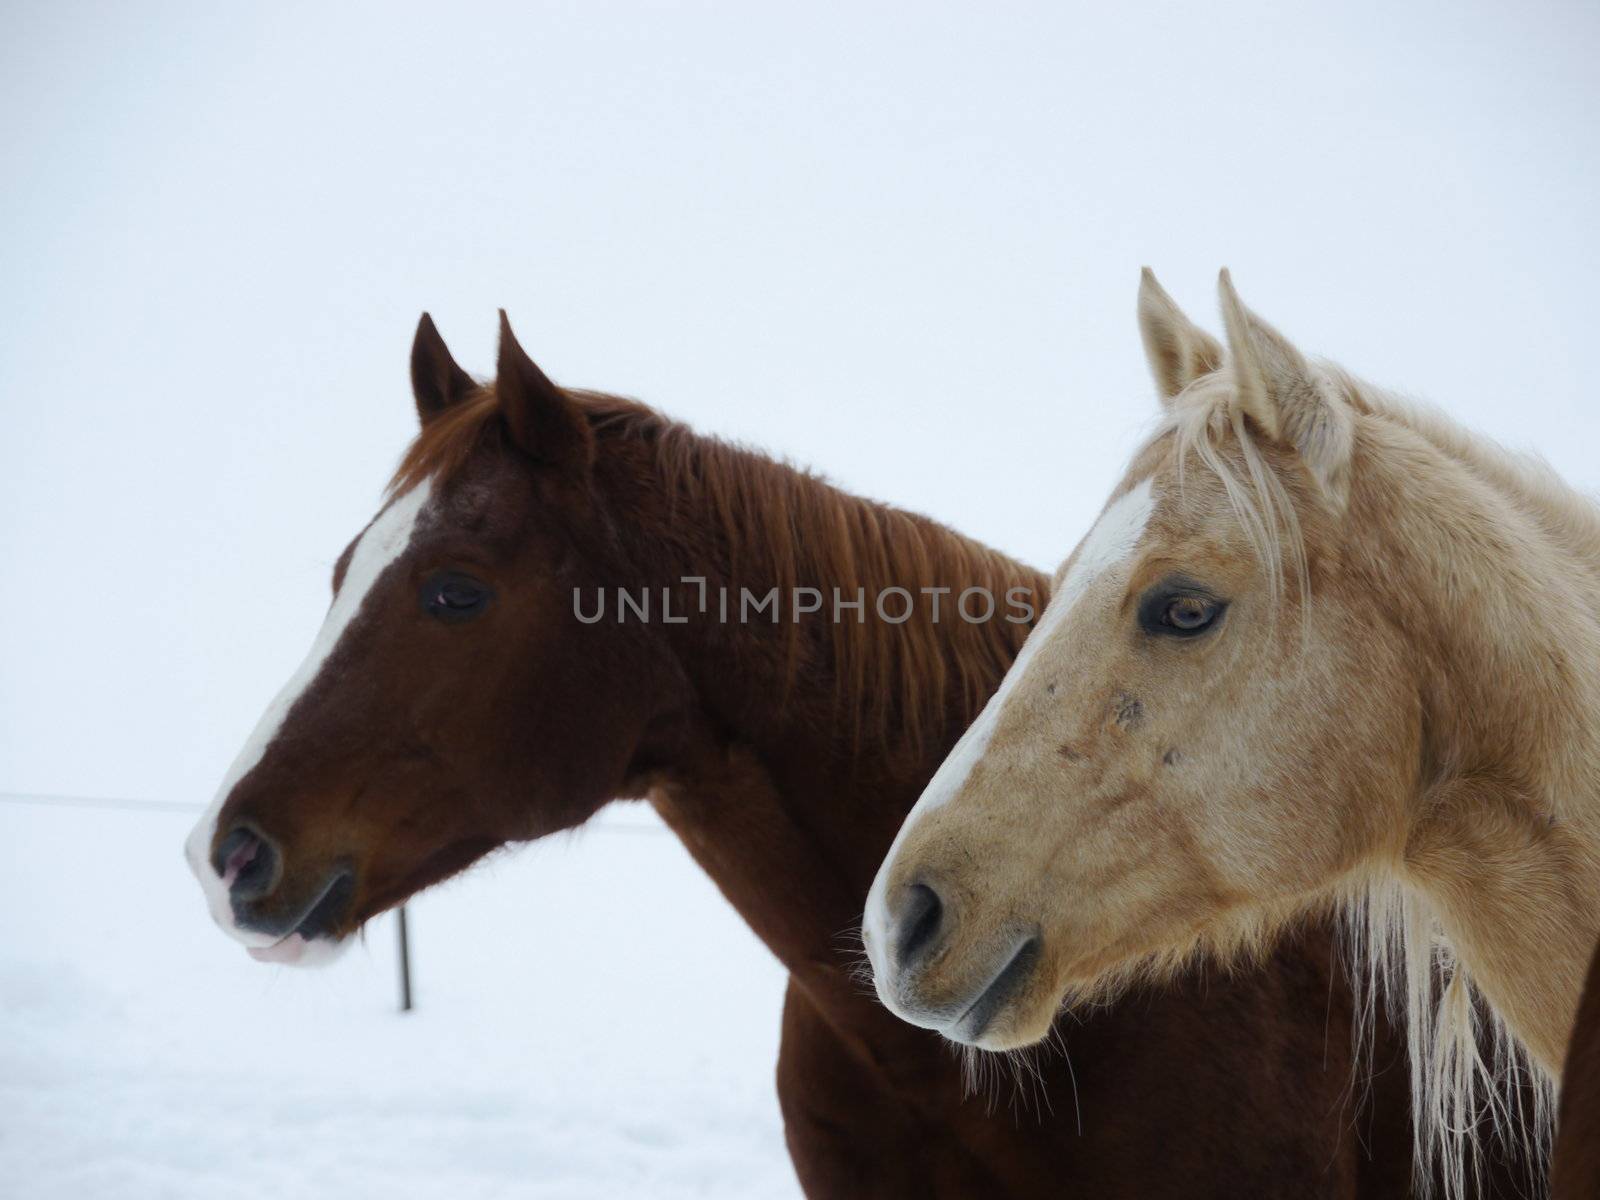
[190, 313, 1458, 1195]
[865, 270, 1587, 1195]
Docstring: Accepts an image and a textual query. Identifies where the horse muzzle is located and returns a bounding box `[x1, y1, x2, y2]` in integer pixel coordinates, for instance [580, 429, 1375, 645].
[185, 820, 354, 967]
[867, 878, 1044, 1047]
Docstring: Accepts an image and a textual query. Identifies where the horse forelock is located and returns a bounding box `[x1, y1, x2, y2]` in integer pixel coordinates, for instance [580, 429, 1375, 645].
[1148, 371, 1313, 621]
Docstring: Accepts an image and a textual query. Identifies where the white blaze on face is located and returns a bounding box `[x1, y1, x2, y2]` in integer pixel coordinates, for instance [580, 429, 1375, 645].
[184, 480, 435, 951]
[863, 477, 1157, 970]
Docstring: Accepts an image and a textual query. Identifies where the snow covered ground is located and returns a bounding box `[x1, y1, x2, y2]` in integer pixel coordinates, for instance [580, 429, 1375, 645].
[0, 797, 801, 1199]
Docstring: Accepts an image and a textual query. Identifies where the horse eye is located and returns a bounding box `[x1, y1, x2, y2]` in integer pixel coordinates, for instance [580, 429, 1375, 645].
[420, 571, 492, 623]
[1165, 596, 1214, 630]
[1138, 585, 1225, 638]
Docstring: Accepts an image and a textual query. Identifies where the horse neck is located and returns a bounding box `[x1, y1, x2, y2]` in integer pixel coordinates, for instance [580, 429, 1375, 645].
[1351, 414, 1600, 1074]
[594, 433, 1043, 1016]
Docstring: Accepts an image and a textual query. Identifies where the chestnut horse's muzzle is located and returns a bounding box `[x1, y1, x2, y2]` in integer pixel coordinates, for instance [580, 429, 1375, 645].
[188, 821, 355, 966]
[214, 826, 280, 905]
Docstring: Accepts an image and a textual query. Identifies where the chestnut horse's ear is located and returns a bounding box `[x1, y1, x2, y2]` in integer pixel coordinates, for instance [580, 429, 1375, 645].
[495, 311, 595, 472]
[1217, 269, 1353, 508]
[1138, 268, 1223, 403]
[410, 313, 478, 424]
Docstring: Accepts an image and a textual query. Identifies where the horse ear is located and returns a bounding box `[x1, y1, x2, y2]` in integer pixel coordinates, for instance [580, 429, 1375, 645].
[495, 311, 595, 472]
[1138, 268, 1223, 403]
[411, 313, 478, 425]
[1217, 269, 1353, 507]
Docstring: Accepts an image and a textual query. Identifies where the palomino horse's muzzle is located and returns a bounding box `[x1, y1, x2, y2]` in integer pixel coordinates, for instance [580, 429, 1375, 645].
[871, 878, 1044, 1046]
[892, 882, 946, 972]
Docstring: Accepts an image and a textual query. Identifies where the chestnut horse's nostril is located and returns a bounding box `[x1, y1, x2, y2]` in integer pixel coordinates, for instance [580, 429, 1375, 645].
[894, 883, 946, 970]
[214, 826, 280, 902]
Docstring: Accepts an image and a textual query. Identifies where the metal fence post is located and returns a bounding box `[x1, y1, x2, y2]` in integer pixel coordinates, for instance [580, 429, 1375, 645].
[397, 904, 413, 1013]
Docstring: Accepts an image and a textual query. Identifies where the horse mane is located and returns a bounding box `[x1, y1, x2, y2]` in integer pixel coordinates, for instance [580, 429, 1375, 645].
[1149, 365, 1568, 1199]
[1158, 364, 1600, 607]
[1349, 378, 1600, 569]
[391, 385, 1046, 765]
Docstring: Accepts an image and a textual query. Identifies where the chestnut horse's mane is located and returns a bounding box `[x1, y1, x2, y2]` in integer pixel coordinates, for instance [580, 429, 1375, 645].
[392, 385, 1047, 761]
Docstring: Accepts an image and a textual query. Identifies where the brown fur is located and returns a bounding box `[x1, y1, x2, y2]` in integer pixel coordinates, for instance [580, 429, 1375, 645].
[194, 313, 1531, 1196]
[1553, 936, 1600, 1196]
[391, 383, 1025, 764]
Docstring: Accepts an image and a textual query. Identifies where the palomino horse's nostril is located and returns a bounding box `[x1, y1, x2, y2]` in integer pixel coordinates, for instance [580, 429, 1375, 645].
[894, 882, 946, 969]
[214, 826, 280, 902]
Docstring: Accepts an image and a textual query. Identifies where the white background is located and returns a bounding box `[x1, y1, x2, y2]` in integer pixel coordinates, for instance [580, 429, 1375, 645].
[3, 2, 1597, 1196]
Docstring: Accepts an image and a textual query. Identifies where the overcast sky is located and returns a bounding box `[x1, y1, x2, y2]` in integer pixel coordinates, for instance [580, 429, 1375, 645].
[3, 0, 1598, 806]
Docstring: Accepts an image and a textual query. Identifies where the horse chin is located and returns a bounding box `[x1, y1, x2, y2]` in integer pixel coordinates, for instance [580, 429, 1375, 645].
[961, 1021, 1046, 1053]
[936, 936, 1050, 1050]
[945, 989, 1057, 1052]
[246, 932, 350, 968]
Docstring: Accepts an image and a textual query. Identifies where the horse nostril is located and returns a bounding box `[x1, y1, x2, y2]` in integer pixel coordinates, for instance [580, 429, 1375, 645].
[214, 826, 280, 902]
[894, 883, 946, 969]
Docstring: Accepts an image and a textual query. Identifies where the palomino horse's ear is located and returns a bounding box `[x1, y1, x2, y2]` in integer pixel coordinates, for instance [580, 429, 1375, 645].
[411, 313, 478, 424]
[1138, 268, 1223, 403]
[495, 311, 595, 472]
[1217, 269, 1353, 508]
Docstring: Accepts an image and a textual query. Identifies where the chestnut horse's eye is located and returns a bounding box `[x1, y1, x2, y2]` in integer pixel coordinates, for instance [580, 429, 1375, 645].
[420, 571, 492, 623]
[1138, 583, 1225, 639]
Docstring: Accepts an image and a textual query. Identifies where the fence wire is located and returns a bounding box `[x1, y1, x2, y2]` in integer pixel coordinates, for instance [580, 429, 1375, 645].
[0, 790, 669, 834]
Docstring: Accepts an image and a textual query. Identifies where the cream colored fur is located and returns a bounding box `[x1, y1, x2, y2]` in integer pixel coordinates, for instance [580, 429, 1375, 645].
[870, 270, 1600, 1196]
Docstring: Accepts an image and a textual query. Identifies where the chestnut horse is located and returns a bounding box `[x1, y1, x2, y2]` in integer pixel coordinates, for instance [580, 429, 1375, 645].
[1553, 938, 1600, 1196]
[866, 271, 1578, 1197]
[189, 313, 1467, 1195]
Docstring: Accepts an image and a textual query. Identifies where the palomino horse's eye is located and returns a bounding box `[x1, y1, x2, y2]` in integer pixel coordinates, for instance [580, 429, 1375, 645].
[419, 571, 493, 624]
[1165, 597, 1213, 630]
[1137, 584, 1225, 638]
